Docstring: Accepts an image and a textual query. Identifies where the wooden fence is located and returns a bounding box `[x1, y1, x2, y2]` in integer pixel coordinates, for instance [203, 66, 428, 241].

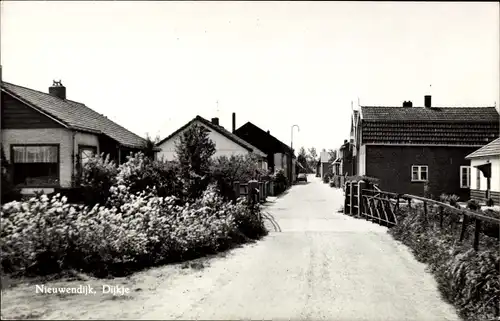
[232, 180, 272, 204]
[344, 180, 500, 251]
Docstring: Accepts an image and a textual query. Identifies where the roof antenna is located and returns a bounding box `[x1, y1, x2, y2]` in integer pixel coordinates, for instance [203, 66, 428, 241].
[357, 97, 360, 107]
[216, 99, 220, 118]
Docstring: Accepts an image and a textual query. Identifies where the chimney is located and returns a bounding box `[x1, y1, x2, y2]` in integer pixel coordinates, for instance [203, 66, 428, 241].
[424, 95, 431, 108]
[49, 80, 66, 99]
[211, 117, 219, 126]
[267, 130, 270, 135]
[232, 112, 236, 133]
[402, 101, 413, 107]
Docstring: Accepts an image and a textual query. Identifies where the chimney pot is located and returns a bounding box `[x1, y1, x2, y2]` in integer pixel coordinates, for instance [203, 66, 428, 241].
[232, 112, 236, 133]
[424, 95, 431, 108]
[403, 101, 413, 107]
[267, 130, 270, 135]
[211, 117, 219, 126]
[49, 80, 66, 99]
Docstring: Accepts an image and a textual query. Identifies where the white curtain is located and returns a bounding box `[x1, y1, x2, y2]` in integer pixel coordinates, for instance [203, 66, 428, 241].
[12, 146, 57, 163]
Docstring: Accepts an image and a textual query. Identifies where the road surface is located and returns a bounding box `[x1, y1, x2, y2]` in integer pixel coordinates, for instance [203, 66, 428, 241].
[0, 175, 460, 320]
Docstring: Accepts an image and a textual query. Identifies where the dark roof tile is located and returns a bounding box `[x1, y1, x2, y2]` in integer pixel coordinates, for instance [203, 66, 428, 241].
[2, 82, 148, 149]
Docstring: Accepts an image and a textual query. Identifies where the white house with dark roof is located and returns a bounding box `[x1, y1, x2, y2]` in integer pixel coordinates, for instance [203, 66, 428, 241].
[156, 115, 268, 170]
[1, 80, 154, 195]
[465, 137, 500, 204]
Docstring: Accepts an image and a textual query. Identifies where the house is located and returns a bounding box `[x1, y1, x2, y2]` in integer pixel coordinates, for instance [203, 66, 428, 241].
[1, 80, 154, 195]
[232, 113, 296, 184]
[465, 137, 500, 204]
[338, 139, 355, 177]
[351, 95, 499, 199]
[156, 115, 268, 169]
[319, 151, 332, 179]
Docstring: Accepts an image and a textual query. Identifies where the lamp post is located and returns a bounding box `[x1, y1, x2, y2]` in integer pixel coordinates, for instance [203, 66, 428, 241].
[290, 125, 300, 184]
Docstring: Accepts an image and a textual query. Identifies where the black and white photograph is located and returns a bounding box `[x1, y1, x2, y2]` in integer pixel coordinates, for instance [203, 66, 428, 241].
[0, 1, 499, 320]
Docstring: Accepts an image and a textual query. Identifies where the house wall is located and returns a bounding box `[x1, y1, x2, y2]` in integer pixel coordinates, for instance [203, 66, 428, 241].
[469, 156, 500, 192]
[365, 145, 478, 199]
[2, 128, 74, 190]
[157, 120, 252, 161]
[358, 144, 366, 175]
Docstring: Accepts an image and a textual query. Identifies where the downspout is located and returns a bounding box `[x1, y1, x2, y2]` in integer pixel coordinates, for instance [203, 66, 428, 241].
[71, 131, 76, 188]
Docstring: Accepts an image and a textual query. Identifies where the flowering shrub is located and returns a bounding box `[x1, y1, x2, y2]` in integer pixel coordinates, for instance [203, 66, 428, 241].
[79, 153, 118, 206]
[389, 205, 500, 321]
[116, 152, 182, 200]
[1, 184, 267, 278]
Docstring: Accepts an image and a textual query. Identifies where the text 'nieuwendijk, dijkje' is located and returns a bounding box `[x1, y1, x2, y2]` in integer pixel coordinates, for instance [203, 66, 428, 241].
[35, 284, 130, 296]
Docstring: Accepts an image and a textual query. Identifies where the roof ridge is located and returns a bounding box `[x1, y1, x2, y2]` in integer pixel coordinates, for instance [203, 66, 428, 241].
[361, 105, 497, 109]
[2, 81, 86, 106]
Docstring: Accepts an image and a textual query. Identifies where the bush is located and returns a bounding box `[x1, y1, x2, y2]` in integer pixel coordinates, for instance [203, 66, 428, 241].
[116, 152, 182, 200]
[79, 153, 118, 206]
[323, 173, 332, 183]
[1, 147, 21, 204]
[389, 205, 500, 321]
[1, 184, 267, 278]
[467, 199, 481, 211]
[346, 175, 380, 185]
[272, 169, 288, 195]
[175, 123, 216, 200]
[440, 194, 460, 208]
[210, 154, 267, 201]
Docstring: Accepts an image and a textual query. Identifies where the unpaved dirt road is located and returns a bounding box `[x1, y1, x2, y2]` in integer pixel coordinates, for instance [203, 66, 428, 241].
[1, 175, 460, 320]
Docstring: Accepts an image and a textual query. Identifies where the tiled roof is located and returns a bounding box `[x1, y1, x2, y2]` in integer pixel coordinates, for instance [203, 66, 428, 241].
[361, 106, 499, 146]
[234, 122, 295, 157]
[2, 82, 149, 149]
[466, 138, 500, 159]
[361, 106, 499, 122]
[157, 116, 267, 158]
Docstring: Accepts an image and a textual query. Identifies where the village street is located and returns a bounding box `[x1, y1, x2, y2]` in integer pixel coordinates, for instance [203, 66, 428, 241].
[1, 175, 460, 320]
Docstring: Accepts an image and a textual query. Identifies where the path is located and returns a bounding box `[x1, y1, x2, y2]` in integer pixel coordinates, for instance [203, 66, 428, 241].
[0, 175, 460, 320]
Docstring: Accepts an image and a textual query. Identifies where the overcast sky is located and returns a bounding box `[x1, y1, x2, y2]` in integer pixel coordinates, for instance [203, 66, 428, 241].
[1, 1, 499, 152]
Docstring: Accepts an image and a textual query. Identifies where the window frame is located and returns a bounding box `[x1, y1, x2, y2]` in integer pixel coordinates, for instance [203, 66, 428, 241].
[10, 144, 60, 187]
[476, 168, 481, 190]
[78, 145, 98, 171]
[460, 165, 471, 188]
[411, 165, 428, 182]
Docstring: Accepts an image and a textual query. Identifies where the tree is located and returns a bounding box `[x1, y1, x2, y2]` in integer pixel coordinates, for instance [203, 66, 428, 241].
[297, 147, 308, 173]
[307, 147, 318, 172]
[175, 124, 216, 199]
[141, 133, 161, 160]
[328, 149, 337, 162]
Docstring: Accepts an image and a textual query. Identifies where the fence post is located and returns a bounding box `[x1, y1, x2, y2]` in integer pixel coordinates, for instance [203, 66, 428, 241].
[473, 219, 481, 251]
[344, 181, 350, 215]
[349, 181, 354, 215]
[233, 181, 240, 199]
[408, 198, 411, 209]
[439, 206, 444, 229]
[247, 180, 260, 220]
[358, 180, 365, 217]
[423, 201, 428, 228]
[459, 213, 469, 242]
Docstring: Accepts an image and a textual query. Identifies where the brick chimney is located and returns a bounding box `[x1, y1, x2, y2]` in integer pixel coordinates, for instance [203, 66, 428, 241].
[424, 95, 431, 108]
[402, 101, 413, 107]
[267, 130, 270, 135]
[49, 80, 66, 99]
[232, 112, 236, 133]
[211, 117, 219, 126]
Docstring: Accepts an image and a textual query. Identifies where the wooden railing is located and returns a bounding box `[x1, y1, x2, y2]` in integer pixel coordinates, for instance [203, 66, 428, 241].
[344, 180, 500, 251]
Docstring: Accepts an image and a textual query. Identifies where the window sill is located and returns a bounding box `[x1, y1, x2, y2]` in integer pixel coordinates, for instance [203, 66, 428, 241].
[411, 180, 427, 183]
[15, 184, 61, 189]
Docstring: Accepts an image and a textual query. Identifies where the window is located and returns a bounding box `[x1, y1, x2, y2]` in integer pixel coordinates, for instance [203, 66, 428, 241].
[11, 145, 59, 186]
[476, 169, 481, 190]
[79, 146, 97, 171]
[411, 165, 428, 182]
[460, 166, 471, 188]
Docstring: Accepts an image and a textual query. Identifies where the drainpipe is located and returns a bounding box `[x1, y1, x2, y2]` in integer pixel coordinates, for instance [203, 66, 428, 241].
[71, 131, 76, 188]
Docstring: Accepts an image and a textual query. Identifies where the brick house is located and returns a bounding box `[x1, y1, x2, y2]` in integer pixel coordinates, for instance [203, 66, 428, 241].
[465, 137, 500, 204]
[1, 80, 154, 195]
[156, 115, 268, 169]
[351, 96, 499, 199]
[232, 113, 296, 184]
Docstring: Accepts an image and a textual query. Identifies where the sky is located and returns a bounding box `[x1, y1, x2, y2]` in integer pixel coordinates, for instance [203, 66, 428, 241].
[1, 1, 499, 152]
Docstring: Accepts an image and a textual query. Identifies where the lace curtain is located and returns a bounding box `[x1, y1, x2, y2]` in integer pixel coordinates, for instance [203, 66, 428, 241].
[12, 146, 58, 163]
